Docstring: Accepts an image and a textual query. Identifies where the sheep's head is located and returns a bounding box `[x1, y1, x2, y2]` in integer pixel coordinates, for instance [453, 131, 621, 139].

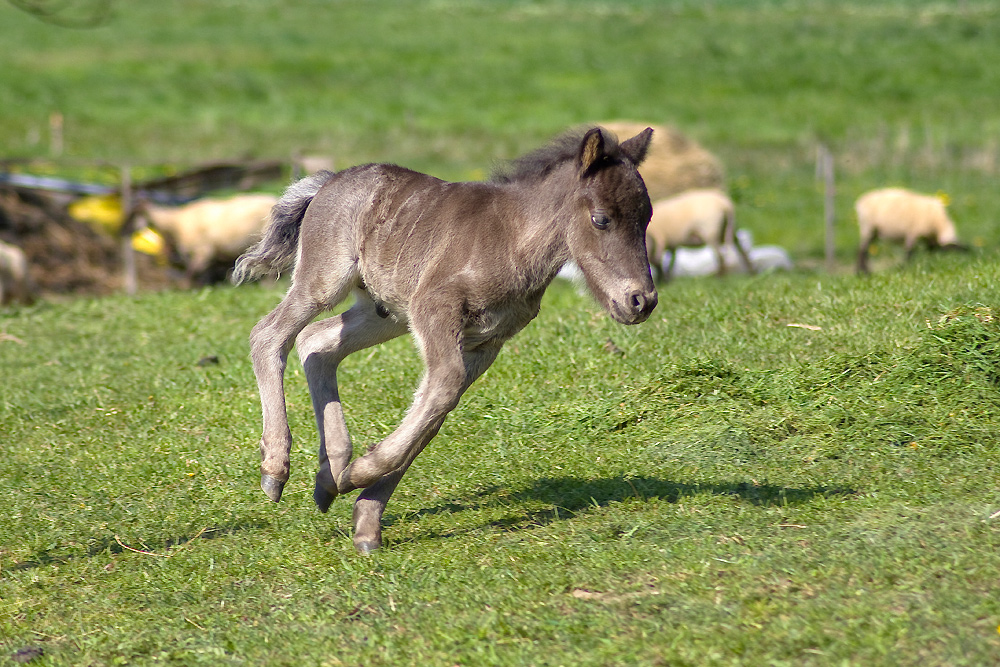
[936, 218, 960, 247]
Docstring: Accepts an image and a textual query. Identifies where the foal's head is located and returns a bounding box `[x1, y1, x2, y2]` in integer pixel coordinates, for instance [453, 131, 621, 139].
[491, 126, 657, 324]
[567, 127, 657, 324]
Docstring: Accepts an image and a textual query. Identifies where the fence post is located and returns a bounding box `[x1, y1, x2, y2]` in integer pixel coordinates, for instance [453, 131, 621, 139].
[49, 111, 64, 157]
[817, 144, 836, 271]
[120, 164, 137, 295]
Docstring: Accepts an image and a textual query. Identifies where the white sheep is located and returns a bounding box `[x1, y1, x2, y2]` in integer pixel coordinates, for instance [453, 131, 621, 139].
[134, 193, 277, 284]
[855, 187, 964, 273]
[0, 239, 36, 306]
[645, 188, 753, 281]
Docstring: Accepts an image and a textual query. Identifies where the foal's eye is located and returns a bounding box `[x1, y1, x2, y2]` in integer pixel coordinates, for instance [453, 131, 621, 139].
[591, 212, 611, 230]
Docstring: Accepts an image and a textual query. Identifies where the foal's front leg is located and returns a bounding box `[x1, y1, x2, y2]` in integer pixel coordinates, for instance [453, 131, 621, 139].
[336, 354, 465, 493]
[296, 296, 407, 512]
[350, 341, 503, 553]
[335, 298, 473, 494]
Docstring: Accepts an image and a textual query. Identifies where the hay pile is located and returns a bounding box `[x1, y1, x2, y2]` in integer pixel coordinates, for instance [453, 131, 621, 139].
[599, 121, 725, 201]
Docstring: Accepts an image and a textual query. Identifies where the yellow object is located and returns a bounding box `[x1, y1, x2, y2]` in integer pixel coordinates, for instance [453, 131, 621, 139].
[935, 191, 951, 206]
[132, 227, 167, 256]
[68, 194, 124, 232]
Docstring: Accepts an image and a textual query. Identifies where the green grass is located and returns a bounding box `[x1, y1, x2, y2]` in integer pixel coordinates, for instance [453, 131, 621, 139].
[6, 1, 999, 161]
[3, 0, 1000, 664]
[5, 0, 999, 262]
[2, 255, 1000, 665]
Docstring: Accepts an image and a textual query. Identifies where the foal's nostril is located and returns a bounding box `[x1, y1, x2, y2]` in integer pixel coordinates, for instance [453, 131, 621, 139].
[628, 288, 657, 316]
[631, 292, 646, 313]
[629, 290, 656, 315]
[623, 289, 656, 322]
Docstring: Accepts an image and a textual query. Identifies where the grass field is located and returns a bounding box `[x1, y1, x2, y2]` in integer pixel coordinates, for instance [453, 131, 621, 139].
[3, 0, 1000, 665]
[2, 260, 999, 665]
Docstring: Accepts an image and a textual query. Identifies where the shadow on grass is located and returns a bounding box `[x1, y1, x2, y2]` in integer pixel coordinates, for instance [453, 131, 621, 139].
[383, 475, 856, 545]
[515, 475, 853, 509]
[12, 520, 270, 572]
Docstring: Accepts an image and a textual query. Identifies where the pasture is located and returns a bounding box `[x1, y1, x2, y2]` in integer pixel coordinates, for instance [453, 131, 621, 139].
[2, 0, 1000, 664]
[3, 265, 999, 665]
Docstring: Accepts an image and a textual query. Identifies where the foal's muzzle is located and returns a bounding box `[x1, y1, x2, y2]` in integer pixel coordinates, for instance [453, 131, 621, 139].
[616, 287, 658, 324]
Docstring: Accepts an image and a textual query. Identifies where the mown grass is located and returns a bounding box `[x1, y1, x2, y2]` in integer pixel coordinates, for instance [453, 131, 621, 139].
[2, 253, 1000, 665]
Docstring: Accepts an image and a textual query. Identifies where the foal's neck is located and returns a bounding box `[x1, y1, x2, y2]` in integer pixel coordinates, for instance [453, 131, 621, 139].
[501, 168, 578, 284]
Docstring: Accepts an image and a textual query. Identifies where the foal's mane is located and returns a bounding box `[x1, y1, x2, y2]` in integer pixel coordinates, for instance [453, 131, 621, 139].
[489, 126, 622, 184]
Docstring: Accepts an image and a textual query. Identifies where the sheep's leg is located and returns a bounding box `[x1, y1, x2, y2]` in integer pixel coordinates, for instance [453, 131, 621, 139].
[734, 236, 755, 275]
[904, 236, 922, 262]
[296, 292, 407, 512]
[857, 233, 875, 274]
[351, 340, 503, 554]
[663, 248, 678, 282]
[712, 242, 727, 276]
[186, 248, 213, 285]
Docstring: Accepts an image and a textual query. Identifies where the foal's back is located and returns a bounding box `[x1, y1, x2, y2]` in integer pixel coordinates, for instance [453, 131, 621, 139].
[298, 163, 539, 315]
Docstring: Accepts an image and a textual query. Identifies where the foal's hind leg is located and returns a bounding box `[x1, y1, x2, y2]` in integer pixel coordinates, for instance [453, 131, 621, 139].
[250, 293, 323, 502]
[250, 274, 358, 502]
[296, 293, 407, 512]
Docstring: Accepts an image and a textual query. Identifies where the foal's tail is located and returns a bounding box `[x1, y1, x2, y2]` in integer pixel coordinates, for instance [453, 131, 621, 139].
[231, 170, 337, 285]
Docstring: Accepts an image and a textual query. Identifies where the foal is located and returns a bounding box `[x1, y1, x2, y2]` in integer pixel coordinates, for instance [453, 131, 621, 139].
[233, 127, 657, 552]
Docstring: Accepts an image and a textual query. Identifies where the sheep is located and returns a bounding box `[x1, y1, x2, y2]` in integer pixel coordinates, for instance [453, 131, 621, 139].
[645, 188, 753, 281]
[855, 187, 965, 274]
[0, 239, 36, 306]
[132, 193, 277, 284]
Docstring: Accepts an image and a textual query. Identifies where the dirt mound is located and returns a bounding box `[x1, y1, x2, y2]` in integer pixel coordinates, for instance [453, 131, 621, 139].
[0, 186, 177, 296]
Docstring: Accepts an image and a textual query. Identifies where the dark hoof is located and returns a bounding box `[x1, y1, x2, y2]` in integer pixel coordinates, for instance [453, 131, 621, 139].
[313, 484, 337, 513]
[353, 537, 381, 555]
[260, 474, 285, 502]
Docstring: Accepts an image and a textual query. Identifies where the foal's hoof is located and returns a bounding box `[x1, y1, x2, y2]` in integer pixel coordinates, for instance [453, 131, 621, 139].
[353, 536, 382, 555]
[260, 474, 286, 503]
[313, 484, 337, 513]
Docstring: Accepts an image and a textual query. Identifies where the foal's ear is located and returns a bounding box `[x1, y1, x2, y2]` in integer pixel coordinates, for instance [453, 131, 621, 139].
[620, 127, 654, 166]
[578, 127, 607, 177]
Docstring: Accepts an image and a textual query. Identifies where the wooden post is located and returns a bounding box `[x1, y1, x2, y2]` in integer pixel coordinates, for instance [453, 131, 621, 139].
[49, 111, 63, 157]
[120, 165, 137, 295]
[817, 144, 836, 271]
